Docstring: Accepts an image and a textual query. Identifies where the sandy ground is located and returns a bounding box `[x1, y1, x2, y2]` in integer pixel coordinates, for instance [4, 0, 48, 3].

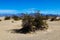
[0, 17, 60, 40]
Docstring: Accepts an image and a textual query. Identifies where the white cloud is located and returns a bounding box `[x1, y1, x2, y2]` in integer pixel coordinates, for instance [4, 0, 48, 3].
[0, 9, 59, 15]
[0, 10, 17, 14]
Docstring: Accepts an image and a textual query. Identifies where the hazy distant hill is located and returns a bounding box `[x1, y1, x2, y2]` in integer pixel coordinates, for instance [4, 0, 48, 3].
[0, 13, 60, 17]
[0, 13, 13, 17]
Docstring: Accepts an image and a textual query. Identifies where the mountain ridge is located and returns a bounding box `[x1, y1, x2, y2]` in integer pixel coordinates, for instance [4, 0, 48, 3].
[0, 13, 60, 17]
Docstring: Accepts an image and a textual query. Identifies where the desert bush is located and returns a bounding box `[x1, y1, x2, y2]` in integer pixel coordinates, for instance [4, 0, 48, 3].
[0, 19, 2, 21]
[22, 14, 35, 33]
[12, 15, 20, 21]
[50, 17, 56, 21]
[11, 21, 14, 23]
[45, 15, 49, 20]
[4, 16, 10, 20]
[12, 11, 48, 34]
[13, 14, 35, 34]
[33, 11, 48, 30]
[41, 15, 49, 20]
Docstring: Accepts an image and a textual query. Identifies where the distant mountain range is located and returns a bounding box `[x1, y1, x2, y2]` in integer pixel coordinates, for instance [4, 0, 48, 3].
[0, 13, 60, 17]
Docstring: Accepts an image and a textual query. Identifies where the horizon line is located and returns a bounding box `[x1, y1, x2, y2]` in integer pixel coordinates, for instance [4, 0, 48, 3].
[0, 9, 59, 15]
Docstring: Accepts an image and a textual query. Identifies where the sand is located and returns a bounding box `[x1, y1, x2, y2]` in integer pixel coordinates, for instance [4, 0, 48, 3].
[0, 17, 60, 40]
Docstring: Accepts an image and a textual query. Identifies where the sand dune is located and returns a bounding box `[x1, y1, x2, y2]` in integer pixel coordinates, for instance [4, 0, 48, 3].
[0, 17, 60, 40]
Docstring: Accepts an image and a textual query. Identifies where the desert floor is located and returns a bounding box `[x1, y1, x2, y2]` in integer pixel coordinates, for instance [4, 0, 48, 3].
[0, 17, 60, 40]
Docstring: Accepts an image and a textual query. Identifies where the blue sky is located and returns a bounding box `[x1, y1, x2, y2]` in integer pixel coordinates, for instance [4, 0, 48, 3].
[0, 0, 60, 14]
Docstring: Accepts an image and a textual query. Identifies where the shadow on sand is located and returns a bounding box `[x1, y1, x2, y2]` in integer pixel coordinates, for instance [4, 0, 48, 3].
[9, 27, 34, 34]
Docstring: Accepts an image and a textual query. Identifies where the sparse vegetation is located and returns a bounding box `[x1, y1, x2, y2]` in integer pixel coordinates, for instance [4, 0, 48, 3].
[0, 19, 2, 21]
[50, 16, 59, 21]
[50, 18, 55, 21]
[4, 16, 10, 20]
[33, 11, 48, 30]
[13, 10, 48, 34]
[11, 21, 14, 23]
[12, 15, 20, 21]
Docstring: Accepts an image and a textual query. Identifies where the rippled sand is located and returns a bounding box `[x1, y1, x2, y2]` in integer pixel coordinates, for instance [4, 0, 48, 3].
[0, 17, 60, 40]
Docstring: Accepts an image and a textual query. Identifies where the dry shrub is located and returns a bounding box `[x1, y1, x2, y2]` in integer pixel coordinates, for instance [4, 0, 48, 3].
[12, 15, 20, 21]
[12, 11, 48, 34]
[4, 16, 10, 20]
[0, 19, 2, 21]
[33, 12, 48, 30]
[11, 21, 14, 23]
